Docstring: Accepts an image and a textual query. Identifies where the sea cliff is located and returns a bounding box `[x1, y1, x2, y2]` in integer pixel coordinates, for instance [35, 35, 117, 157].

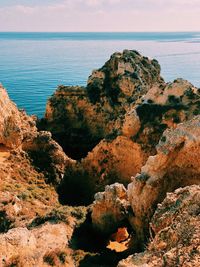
[0, 50, 200, 267]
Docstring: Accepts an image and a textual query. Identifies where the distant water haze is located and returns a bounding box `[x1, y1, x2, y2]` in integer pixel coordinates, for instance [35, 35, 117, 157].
[0, 32, 200, 117]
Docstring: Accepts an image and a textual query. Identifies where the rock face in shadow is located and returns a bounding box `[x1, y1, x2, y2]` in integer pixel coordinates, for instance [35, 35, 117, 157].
[22, 131, 75, 186]
[118, 185, 200, 267]
[57, 135, 147, 206]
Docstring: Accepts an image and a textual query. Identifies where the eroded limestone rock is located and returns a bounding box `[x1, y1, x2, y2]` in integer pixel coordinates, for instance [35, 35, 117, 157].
[134, 78, 200, 154]
[82, 136, 147, 187]
[43, 50, 163, 159]
[118, 185, 200, 267]
[0, 84, 37, 148]
[87, 49, 163, 105]
[122, 109, 141, 138]
[22, 131, 75, 185]
[91, 183, 130, 235]
[0, 223, 75, 267]
[60, 136, 147, 205]
[128, 116, 200, 241]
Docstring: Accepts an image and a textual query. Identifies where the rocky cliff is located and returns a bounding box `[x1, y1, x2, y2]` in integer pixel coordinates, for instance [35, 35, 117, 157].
[118, 185, 200, 267]
[42, 50, 163, 159]
[0, 84, 85, 266]
[0, 50, 200, 267]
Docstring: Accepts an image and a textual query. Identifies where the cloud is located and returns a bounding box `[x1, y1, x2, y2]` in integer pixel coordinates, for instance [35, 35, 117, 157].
[1, 0, 200, 13]
[0, 0, 200, 31]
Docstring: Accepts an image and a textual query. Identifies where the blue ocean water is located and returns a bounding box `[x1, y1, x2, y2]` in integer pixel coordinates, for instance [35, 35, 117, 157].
[0, 32, 200, 117]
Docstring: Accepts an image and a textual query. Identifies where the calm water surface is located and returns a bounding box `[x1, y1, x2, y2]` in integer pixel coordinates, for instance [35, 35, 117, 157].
[0, 32, 200, 117]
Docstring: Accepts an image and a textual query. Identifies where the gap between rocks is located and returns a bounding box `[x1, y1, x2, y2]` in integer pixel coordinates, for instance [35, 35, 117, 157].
[69, 213, 139, 267]
[51, 132, 101, 160]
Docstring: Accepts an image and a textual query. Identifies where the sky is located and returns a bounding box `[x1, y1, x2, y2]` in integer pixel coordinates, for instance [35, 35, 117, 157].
[0, 0, 200, 32]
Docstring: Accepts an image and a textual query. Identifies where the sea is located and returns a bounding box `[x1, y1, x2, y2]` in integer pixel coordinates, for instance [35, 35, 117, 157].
[0, 32, 200, 117]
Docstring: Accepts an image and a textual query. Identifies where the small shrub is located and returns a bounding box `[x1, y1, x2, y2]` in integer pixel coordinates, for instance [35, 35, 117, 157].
[185, 88, 195, 99]
[160, 136, 167, 143]
[168, 95, 180, 104]
[43, 250, 67, 266]
[4, 255, 22, 267]
[87, 81, 101, 104]
[193, 109, 200, 115]
[43, 252, 57, 266]
[0, 211, 14, 233]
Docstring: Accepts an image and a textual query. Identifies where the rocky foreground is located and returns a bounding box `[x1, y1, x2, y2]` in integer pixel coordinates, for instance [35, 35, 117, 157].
[0, 50, 200, 266]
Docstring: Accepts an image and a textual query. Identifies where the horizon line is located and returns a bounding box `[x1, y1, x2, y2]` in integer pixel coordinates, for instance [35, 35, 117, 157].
[0, 30, 200, 33]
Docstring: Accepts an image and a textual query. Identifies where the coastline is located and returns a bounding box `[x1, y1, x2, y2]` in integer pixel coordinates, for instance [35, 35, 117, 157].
[0, 49, 200, 266]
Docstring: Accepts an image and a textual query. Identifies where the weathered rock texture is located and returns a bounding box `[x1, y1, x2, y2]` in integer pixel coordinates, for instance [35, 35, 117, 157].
[0, 144, 86, 267]
[134, 78, 200, 154]
[0, 84, 74, 186]
[91, 183, 130, 235]
[0, 84, 37, 148]
[82, 136, 146, 187]
[128, 115, 200, 241]
[42, 50, 200, 204]
[42, 50, 163, 160]
[0, 223, 74, 267]
[0, 149, 58, 231]
[22, 131, 75, 186]
[118, 185, 200, 267]
[0, 84, 86, 267]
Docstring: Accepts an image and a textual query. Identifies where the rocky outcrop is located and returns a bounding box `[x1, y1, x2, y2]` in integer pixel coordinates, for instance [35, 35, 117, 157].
[0, 84, 87, 266]
[22, 131, 75, 186]
[0, 146, 86, 267]
[42, 50, 200, 202]
[134, 78, 200, 154]
[0, 84, 74, 186]
[0, 223, 74, 266]
[128, 115, 200, 241]
[42, 50, 163, 159]
[82, 136, 146, 187]
[58, 136, 147, 206]
[91, 183, 130, 235]
[118, 185, 200, 267]
[43, 86, 94, 159]
[0, 84, 37, 148]
[87, 49, 163, 105]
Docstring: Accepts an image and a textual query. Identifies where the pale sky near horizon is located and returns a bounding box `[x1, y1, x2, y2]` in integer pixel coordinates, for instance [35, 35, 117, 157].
[0, 0, 200, 32]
